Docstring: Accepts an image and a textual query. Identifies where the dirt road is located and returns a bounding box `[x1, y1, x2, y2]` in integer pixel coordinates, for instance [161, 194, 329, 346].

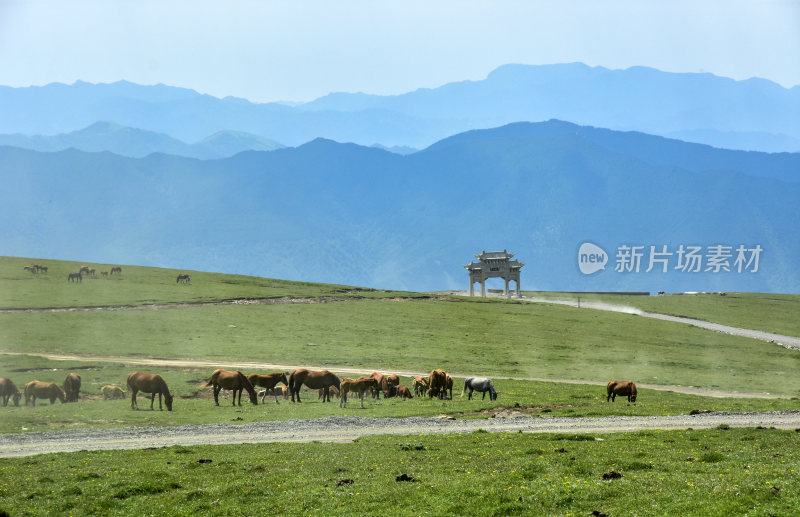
[2, 411, 799, 458]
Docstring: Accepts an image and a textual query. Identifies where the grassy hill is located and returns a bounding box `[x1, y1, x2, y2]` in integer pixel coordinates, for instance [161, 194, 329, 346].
[2, 257, 799, 400]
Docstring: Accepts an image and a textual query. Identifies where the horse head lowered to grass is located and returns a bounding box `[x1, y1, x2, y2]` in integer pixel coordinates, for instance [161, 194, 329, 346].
[127, 371, 173, 411]
[204, 369, 258, 406]
[24, 381, 66, 406]
[607, 380, 637, 403]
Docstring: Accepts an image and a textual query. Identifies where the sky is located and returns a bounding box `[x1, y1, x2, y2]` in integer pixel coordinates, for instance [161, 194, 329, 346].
[0, 0, 798, 103]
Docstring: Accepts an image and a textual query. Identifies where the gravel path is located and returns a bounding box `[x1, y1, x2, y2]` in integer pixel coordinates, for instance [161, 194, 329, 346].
[2, 411, 799, 458]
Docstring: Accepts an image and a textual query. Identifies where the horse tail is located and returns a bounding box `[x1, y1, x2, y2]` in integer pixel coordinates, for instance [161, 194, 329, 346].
[461, 378, 469, 397]
[288, 370, 297, 395]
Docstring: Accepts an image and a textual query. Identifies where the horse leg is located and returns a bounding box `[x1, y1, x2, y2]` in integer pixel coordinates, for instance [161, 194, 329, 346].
[150, 393, 156, 410]
[360, 391, 365, 409]
[213, 385, 221, 406]
[323, 387, 330, 403]
[131, 389, 138, 410]
[482, 391, 486, 400]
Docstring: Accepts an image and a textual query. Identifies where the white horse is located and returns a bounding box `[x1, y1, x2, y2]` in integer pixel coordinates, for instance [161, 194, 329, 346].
[462, 377, 497, 401]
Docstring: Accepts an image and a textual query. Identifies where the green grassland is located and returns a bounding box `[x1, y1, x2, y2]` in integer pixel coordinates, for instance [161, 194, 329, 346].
[1, 355, 797, 434]
[1, 427, 798, 516]
[2, 257, 800, 515]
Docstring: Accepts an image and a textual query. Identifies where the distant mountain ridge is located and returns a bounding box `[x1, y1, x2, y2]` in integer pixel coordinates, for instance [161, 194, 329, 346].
[1, 63, 798, 152]
[2, 121, 797, 293]
[0, 122, 284, 159]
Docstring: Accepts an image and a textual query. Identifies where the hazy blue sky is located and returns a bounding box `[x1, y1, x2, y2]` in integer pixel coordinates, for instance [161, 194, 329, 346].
[1, 0, 797, 103]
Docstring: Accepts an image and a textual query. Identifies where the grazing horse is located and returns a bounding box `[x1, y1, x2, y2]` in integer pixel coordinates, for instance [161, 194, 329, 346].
[607, 380, 637, 403]
[79, 265, 91, 275]
[110, 266, 122, 275]
[288, 368, 341, 403]
[127, 371, 173, 411]
[34, 264, 48, 273]
[395, 385, 413, 399]
[247, 372, 288, 404]
[462, 377, 498, 401]
[340, 377, 379, 408]
[24, 381, 66, 406]
[413, 376, 429, 397]
[0, 378, 22, 407]
[63, 373, 81, 402]
[68, 272, 82, 283]
[102, 385, 126, 400]
[101, 271, 109, 278]
[176, 274, 191, 284]
[369, 372, 389, 398]
[428, 369, 448, 400]
[204, 369, 258, 406]
[23, 265, 37, 274]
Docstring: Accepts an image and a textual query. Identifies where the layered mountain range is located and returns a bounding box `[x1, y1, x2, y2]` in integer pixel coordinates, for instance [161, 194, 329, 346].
[3, 120, 797, 293]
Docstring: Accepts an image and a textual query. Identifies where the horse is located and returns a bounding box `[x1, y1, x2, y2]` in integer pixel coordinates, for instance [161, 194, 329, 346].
[204, 369, 258, 406]
[24, 381, 66, 406]
[428, 369, 447, 399]
[607, 380, 637, 403]
[79, 265, 91, 275]
[369, 372, 389, 398]
[177, 274, 191, 284]
[445, 374, 454, 399]
[0, 378, 22, 407]
[63, 373, 81, 402]
[412, 376, 429, 397]
[23, 265, 37, 274]
[127, 371, 173, 411]
[462, 377, 498, 401]
[102, 385, 126, 400]
[247, 372, 288, 404]
[340, 377, 379, 408]
[34, 264, 48, 273]
[101, 271, 109, 278]
[68, 272, 82, 283]
[288, 368, 341, 403]
[110, 266, 122, 275]
[395, 385, 413, 399]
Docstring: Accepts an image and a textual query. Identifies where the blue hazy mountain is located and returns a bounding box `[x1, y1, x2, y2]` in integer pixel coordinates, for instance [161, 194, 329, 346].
[2, 121, 797, 293]
[0, 122, 284, 159]
[1, 64, 798, 152]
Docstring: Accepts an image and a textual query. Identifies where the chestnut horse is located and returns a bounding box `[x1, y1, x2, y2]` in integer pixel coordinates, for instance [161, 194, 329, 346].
[607, 380, 637, 403]
[369, 372, 389, 398]
[0, 378, 22, 407]
[204, 369, 258, 406]
[413, 376, 429, 397]
[127, 371, 173, 411]
[102, 385, 126, 400]
[288, 368, 341, 403]
[24, 381, 66, 406]
[428, 369, 448, 399]
[395, 385, 413, 399]
[247, 372, 288, 404]
[340, 377, 379, 408]
[64, 373, 81, 402]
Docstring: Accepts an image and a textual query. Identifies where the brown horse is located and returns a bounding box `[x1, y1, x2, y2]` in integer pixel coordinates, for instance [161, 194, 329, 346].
[68, 272, 82, 283]
[428, 369, 447, 399]
[413, 376, 429, 397]
[288, 368, 341, 403]
[110, 266, 122, 275]
[247, 372, 288, 404]
[177, 274, 191, 284]
[127, 371, 173, 411]
[102, 385, 126, 400]
[0, 378, 22, 407]
[24, 381, 66, 406]
[395, 385, 413, 399]
[318, 385, 341, 400]
[369, 372, 389, 398]
[204, 369, 258, 406]
[63, 373, 81, 402]
[340, 377, 379, 408]
[607, 380, 637, 403]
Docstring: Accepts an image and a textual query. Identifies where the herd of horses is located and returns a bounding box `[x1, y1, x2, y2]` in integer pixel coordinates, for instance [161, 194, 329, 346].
[23, 263, 198, 285]
[0, 366, 639, 412]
